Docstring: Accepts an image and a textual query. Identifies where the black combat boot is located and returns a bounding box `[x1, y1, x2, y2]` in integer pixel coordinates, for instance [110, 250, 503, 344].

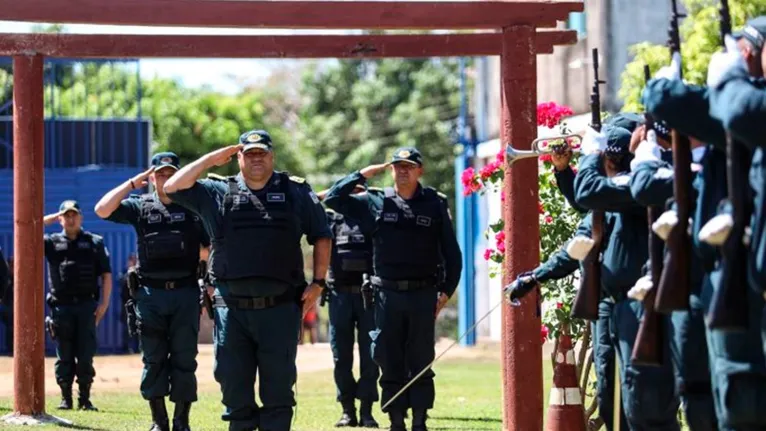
[359, 401, 379, 428]
[57, 384, 73, 410]
[388, 410, 407, 431]
[149, 398, 170, 431]
[172, 402, 192, 431]
[335, 400, 358, 427]
[411, 409, 428, 431]
[77, 383, 98, 411]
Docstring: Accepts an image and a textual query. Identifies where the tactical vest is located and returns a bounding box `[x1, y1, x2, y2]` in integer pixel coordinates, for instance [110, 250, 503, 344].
[49, 232, 100, 299]
[135, 194, 202, 280]
[210, 173, 303, 284]
[373, 187, 443, 279]
[327, 210, 372, 285]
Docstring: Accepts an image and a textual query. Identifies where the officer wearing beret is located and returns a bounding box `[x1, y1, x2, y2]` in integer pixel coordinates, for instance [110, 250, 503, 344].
[324, 147, 462, 431]
[95, 152, 211, 431]
[315, 187, 380, 428]
[163, 130, 332, 431]
[574, 125, 682, 430]
[42, 200, 113, 411]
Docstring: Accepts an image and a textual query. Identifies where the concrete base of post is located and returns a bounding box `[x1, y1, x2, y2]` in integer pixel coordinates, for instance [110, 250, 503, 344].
[1, 413, 73, 426]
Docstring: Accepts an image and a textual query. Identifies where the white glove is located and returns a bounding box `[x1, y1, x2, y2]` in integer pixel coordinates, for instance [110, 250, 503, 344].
[707, 35, 747, 88]
[566, 236, 595, 261]
[580, 126, 607, 156]
[654, 52, 683, 81]
[628, 275, 653, 301]
[652, 209, 678, 241]
[630, 131, 663, 171]
[698, 214, 734, 246]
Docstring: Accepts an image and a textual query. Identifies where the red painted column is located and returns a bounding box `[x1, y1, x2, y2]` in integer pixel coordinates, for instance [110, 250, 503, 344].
[500, 26, 542, 431]
[13, 54, 46, 416]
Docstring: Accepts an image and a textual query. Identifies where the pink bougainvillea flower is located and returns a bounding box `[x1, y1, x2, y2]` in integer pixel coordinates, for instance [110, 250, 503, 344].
[537, 102, 574, 128]
[540, 325, 549, 343]
[540, 154, 553, 163]
[495, 148, 505, 164]
[483, 249, 493, 261]
[556, 302, 563, 309]
[538, 201, 545, 215]
[544, 215, 553, 224]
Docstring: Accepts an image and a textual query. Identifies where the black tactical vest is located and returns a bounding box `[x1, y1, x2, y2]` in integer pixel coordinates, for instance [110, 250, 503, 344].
[48, 232, 100, 299]
[136, 194, 202, 280]
[210, 173, 303, 285]
[327, 210, 371, 286]
[373, 187, 443, 279]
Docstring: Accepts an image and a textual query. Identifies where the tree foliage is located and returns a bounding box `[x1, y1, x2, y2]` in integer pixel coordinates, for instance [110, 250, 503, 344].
[298, 58, 464, 204]
[619, 0, 766, 112]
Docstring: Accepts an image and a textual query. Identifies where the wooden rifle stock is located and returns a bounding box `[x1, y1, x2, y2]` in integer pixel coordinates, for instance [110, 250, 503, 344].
[632, 206, 666, 366]
[571, 210, 603, 321]
[707, 134, 750, 330]
[654, 131, 692, 312]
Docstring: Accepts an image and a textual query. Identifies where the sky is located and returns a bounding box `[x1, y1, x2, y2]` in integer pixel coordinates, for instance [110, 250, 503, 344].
[0, 21, 345, 94]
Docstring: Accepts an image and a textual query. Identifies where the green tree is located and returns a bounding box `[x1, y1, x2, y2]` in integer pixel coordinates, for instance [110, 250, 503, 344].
[619, 0, 766, 112]
[298, 58, 465, 205]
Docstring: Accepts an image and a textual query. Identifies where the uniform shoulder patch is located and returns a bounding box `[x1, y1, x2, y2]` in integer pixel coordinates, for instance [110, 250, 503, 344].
[289, 175, 306, 184]
[436, 191, 448, 200]
[207, 173, 228, 181]
[609, 174, 631, 187]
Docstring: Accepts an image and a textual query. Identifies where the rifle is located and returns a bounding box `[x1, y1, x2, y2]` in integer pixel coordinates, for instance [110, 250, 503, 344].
[571, 47, 605, 321]
[632, 65, 666, 366]
[654, 0, 693, 313]
[706, 0, 750, 331]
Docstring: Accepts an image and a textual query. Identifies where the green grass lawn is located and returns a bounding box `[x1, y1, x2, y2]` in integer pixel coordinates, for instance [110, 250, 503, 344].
[0, 357, 555, 431]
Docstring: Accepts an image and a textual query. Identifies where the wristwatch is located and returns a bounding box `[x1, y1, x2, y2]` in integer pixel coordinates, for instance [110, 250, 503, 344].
[312, 278, 326, 288]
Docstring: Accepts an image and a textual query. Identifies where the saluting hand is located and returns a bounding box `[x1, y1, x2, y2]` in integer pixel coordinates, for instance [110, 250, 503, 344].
[207, 144, 244, 167]
[360, 163, 390, 179]
[129, 166, 155, 190]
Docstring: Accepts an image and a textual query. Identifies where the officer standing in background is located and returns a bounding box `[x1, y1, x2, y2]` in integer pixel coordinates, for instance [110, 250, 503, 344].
[316, 187, 380, 428]
[42, 200, 112, 411]
[95, 152, 210, 431]
[324, 147, 462, 431]
[163, 130, 332, 431]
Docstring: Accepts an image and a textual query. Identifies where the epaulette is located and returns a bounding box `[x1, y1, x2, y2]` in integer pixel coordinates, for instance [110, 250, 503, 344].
[207, 173, 228, 181]
[289, 175, 306, 184]
[436, 191, 448, 200]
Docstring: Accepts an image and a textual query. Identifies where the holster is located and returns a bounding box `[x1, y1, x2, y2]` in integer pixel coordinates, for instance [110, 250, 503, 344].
[361, 273, 374, 311]
[44, 315, 57, 340]
[125, 299, 138, 337]
[197, 261, 214, 320]
[320, 288, 330, 307]
[127, 268, 139, 299]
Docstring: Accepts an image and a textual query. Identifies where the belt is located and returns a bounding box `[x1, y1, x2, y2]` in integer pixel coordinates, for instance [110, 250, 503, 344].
[213, 291, 294, 310]
[141, 276, 196, 290]
[330, 284, 362, 294]
[370, 276, 434, 292]
[49, 294, 95, 305]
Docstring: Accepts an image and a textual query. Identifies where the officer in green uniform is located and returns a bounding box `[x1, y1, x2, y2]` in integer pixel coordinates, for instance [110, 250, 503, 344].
[574, 125, 681, 430]
[316, 188, 380, 428]
[324, 147, 462, 431]
[95, 152, 210, 431]
[42, 200, 112, 411]
[163, 130, 332, 431]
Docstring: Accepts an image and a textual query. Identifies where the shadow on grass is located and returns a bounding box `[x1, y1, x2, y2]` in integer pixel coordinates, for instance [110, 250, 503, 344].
[431, 416, 502, 423]
[59, 424, 111, 431]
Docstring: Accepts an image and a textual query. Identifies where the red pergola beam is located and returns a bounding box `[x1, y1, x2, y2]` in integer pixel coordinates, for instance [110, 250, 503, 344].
[0, 31, 577, 58]
[0, 0, 582, 29]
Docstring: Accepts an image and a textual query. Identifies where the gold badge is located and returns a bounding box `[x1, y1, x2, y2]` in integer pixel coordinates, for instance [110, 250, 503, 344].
[246, 134, 262, 143]
[398, 150, 411, 158]
[62, 200, 76, 209]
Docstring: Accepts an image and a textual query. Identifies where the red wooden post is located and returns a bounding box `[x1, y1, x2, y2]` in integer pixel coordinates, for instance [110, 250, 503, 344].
[13, 54, 46, 416]
[500, 25, 542, 431]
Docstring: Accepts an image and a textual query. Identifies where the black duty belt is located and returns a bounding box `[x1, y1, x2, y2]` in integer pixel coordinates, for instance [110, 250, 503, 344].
[330, 284, 362, 294]
[49, 294, 96, 305]
[213, 291, 294, 310]
[141, 276, 197, 290]
[370, 276, 434, 292]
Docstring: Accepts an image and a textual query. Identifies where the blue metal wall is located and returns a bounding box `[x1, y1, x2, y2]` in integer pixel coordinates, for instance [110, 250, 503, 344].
[0, 167, 148, 355]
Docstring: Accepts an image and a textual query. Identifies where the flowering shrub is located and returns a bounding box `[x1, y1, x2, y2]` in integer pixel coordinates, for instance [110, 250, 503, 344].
[462, 102, 585, 341]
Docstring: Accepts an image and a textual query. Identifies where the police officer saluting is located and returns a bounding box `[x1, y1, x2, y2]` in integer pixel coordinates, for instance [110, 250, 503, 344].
[316, 187, 380, 428]
[324, 147, 462, 431]
[95, 152, 210, 431]
[42, 200, 112, 411]
[163, 130, 332, 431]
